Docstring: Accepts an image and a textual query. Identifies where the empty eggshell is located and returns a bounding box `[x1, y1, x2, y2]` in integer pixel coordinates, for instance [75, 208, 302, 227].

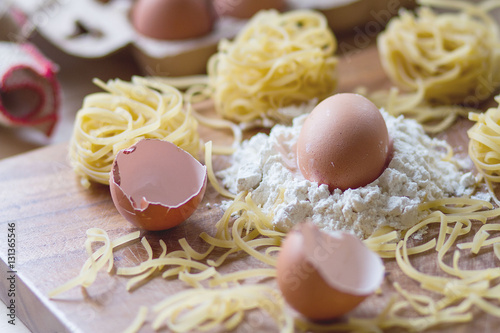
[276, 222, 384, 320]
[109, 139, 207, 231]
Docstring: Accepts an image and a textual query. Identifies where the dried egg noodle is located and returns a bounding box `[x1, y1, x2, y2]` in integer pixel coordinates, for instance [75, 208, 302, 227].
[69, 78, 201, 187]
[70, 9, 339, 187]
[469, 94, 500, 206]
[55, 4, 500, 332]
[207, 9, 338, 125]
[359, 83, 475, 134]
[50, 194, 500, 332]
[137, 9, 337, 129]
[368, 0, 500, 133]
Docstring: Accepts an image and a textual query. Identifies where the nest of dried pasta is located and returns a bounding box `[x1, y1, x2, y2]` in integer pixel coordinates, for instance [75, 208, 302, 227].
[365, 0, 500, 133]
[207, 9, 339, 125]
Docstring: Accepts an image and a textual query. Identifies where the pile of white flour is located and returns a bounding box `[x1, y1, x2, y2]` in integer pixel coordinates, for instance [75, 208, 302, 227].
[217, 111, 479, 239]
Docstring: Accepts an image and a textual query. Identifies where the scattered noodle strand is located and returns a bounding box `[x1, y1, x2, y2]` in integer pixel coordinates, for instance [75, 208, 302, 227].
[48, 230, 140, 298]
[50, 193, 500, 332]
[205, 141, 236, 199]
[123, 306, 148, 333]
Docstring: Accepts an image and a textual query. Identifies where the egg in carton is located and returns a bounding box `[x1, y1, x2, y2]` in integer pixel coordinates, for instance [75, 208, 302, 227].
[13, 0, 246, 77]
[12, 0, 415, 77]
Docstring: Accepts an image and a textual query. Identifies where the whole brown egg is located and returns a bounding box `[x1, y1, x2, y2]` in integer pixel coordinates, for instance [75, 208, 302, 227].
[131, 0, 215, 40]
[296, 93, 391, 192]
[213, 0, 286, 19]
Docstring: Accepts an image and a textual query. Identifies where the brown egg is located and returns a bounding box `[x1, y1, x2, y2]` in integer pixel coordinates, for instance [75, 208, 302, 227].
[213, 0, 285, 19]
[276, 223, 384, 320]
[109, 139, 207, 231]
[131, 0, 215, 40]
[296, 93, 391, 192]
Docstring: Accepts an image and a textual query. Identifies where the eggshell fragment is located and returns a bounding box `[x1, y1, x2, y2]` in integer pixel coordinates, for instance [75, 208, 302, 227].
[131, 0, 215, 40]
[276, 222, 384, 320]
[296, 93, 391, 192]
[109, 139, 207, 231]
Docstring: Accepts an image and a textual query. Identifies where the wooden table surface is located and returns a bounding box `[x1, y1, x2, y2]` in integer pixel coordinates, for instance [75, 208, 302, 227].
[1, 34, 500, 333]
[0, 24, 144, 333]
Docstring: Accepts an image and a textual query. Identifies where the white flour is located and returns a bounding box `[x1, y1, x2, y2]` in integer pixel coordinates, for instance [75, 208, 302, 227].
[217, 111, 479, 239]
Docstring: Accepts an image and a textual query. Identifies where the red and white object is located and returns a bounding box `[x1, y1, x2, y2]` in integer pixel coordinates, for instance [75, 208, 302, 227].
[0, 42, 60, 136]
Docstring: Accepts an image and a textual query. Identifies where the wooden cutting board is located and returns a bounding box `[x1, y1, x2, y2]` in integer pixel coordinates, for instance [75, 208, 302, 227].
[1, 43, 499, 333]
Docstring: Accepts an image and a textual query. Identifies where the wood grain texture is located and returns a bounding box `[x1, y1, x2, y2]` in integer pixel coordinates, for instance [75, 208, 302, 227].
[1, 44, 499, 333]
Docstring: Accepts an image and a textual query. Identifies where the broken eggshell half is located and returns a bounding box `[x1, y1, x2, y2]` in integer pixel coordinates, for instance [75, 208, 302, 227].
[109, 139, 207, 231]
[276, 222, 385, 321]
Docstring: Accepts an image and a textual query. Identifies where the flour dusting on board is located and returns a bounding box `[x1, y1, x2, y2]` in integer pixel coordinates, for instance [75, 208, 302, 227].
[218, 110, 480, 239]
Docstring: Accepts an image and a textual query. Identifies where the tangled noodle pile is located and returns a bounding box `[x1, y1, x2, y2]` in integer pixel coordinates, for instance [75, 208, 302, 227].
[208, 9, 338, 125]
[370, 0, 500, 132]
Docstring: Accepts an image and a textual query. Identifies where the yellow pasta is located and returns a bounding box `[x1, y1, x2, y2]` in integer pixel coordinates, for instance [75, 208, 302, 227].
[53, 5, 500, 331]
[468, 94, 500, 205]
[312, 198, 500, 331]
[379, 0, 500, 105]
[119, 238, 168, 291]
[133, 76, 243, 155]
[48, 229, 140, 298]
[204, 141, 236, 199]
[50, 189, 500, 332]
[207, 9, 338, 125]
[151, 285, 293, 332]
[365, 0, 500, 133]
[123, 306, 148, 333]
[361, 84, 474, 133]
[69, 77, 201, 187]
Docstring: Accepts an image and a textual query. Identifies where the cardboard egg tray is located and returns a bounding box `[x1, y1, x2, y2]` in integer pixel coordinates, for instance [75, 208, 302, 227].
[13, 0, 415, 77]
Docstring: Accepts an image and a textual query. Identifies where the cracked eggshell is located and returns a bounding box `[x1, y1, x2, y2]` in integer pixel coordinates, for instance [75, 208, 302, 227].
[109, 139, 207, 231]
[276, 223, 384, 320]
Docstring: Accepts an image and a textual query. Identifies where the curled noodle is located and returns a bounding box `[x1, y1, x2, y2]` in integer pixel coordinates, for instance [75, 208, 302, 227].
[365, 0, 500, 133]
[378, 0, 500, 105]
[208, 9, 338, 125]
[468, 94, 500, 205]
[69, 78, 201, 187]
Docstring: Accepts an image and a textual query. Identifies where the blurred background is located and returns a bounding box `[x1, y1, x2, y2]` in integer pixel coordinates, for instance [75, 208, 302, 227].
[0, 0, 416, 160]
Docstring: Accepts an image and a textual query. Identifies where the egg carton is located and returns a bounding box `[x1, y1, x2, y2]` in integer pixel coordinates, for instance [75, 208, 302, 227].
[12, 0, 245, 76]
[12, 0, 414, 77]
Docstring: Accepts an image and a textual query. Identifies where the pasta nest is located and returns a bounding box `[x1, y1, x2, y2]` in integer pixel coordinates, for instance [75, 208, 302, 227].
[69, 78, 200, 187]
[208, 9, 339, 125]
[468, 94, 500, 204]
[378, 5, 500, 106]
